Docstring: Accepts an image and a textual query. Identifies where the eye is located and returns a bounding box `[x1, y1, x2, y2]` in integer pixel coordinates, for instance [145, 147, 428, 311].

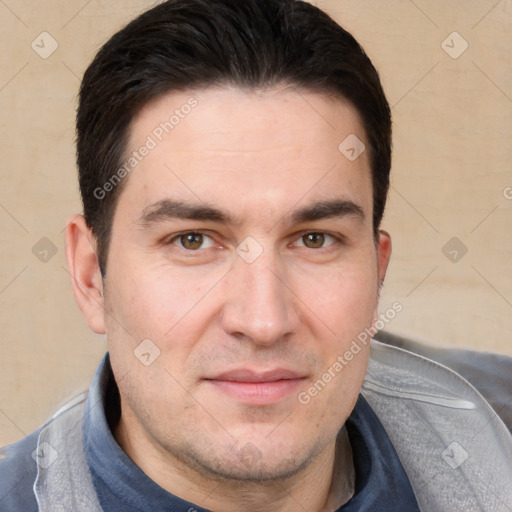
[294, 232, 338, 249]
[170, 232, 216, 251]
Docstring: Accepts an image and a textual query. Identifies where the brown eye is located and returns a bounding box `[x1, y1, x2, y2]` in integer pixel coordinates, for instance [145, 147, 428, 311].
[180, 233, 204, 250]
[168, 231, 216, 252]
[302, 232, 325, 248]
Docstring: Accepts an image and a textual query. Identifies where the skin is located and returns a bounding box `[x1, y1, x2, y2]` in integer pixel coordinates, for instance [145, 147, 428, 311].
[66, 85, 391, 512]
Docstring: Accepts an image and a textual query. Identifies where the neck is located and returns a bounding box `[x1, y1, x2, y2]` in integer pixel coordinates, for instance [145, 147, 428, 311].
[115, 416, 355, 512]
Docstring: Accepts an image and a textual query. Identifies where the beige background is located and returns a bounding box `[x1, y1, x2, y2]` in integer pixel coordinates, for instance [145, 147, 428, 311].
[1, 0, 511, 446]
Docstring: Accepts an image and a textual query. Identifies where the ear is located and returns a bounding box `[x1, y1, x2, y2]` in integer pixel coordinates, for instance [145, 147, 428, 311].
[376, 230, 392, 288]
[65, 214, 106, 334]
[371, 230, 392, 329]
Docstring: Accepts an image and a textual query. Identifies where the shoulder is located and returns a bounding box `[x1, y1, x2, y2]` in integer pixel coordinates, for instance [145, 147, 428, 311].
[364, 334, 512, 510]
[0, 391, 89, 512]
[375, 331, 512, 431]
[0, 428, 41, 512]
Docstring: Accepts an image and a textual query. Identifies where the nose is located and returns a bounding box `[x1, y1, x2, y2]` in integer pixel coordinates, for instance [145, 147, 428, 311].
[220, 250, 300, 346]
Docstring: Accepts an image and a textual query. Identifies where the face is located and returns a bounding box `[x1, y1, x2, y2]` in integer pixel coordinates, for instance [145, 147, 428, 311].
[83, 86, 390, 483]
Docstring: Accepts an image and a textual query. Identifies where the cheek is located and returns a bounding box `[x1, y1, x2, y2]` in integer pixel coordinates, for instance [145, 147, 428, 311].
[299, 260, 378, 337]
[103, 256, 228, 385]
[105, 256, 216, 339]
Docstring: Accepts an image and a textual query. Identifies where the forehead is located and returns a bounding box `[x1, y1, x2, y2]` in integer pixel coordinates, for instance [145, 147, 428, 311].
[116, 86, 372, 223]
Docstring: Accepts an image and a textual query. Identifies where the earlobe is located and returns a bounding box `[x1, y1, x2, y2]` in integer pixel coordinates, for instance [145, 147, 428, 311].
[65, 214, 106, 334]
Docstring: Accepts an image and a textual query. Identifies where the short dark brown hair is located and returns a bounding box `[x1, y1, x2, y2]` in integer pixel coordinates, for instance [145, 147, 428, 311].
[76, 0, 392, 276]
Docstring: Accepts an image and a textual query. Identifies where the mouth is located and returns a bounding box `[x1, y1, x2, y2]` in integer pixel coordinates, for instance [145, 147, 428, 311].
[203, 369, 307, 405]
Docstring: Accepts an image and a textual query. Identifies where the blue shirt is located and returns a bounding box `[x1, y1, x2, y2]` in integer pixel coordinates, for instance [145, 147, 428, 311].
[84, 354, 420, 511]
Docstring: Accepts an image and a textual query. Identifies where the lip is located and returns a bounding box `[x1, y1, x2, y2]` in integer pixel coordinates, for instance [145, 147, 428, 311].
[204, 369, 307, 405]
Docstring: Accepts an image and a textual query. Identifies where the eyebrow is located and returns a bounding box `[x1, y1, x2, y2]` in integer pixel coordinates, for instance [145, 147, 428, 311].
[136, 198, 365, 228]
[290, 199, 365, 224]
[137, 199, 233, 228]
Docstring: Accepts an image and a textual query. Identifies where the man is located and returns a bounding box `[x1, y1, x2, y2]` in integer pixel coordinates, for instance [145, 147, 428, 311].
[1, 0, 511, 510]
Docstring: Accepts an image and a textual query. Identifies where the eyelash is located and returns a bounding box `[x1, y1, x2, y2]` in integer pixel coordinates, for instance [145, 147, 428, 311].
[164, 230, 343, 252]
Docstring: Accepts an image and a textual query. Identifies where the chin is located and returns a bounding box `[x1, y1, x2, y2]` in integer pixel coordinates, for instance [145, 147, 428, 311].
[178, 433, 323, 484]
[196, 452, 311, 483]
